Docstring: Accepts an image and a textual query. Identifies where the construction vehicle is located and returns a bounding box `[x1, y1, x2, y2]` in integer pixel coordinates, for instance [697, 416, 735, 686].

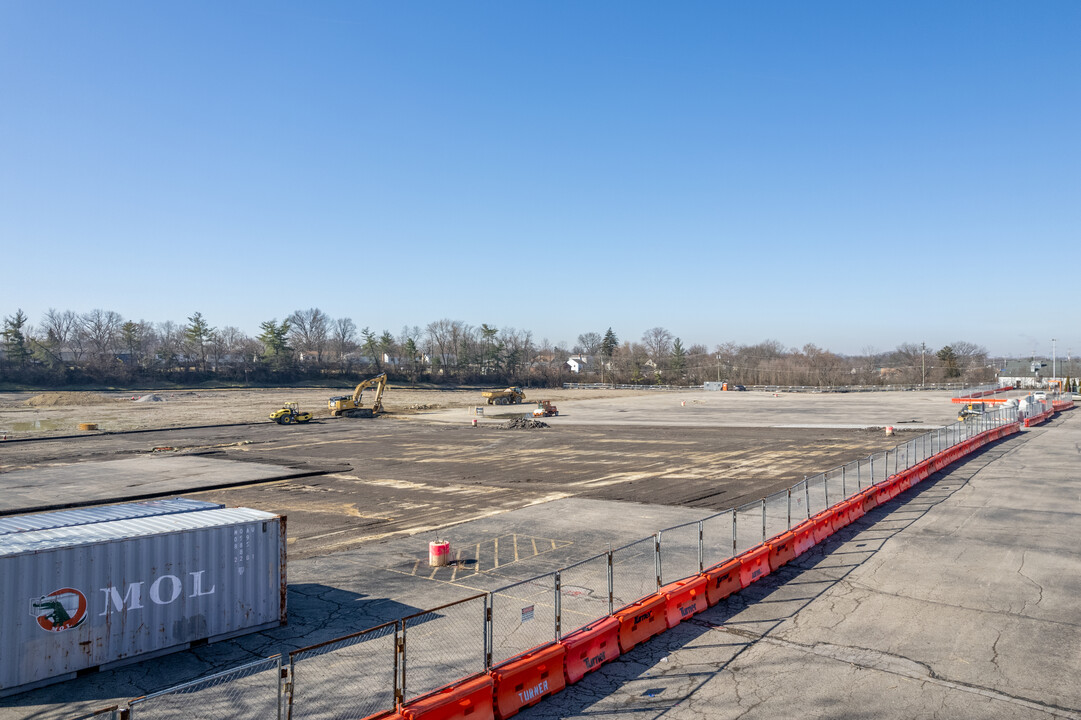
[957, 402, 986, 422]
[482, 387, 526, 405]
[532, 400, 559, 417]
[329, 372, 387, 418]
[270, 402, 313, 425]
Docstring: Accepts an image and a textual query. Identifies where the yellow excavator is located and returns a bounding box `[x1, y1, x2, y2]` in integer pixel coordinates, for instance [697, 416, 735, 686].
[329, 372, 387, 418]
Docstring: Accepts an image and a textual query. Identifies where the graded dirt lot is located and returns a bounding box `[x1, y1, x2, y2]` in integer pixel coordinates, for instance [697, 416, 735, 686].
[0, 387, 957, 562]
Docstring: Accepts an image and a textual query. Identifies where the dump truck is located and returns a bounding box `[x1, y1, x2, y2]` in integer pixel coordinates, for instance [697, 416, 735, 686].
[329, 373, 387, 418]
[482, 387, 526, 405]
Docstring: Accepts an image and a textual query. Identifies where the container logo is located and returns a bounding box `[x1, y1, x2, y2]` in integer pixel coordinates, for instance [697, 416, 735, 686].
[30, 588, 88, 632]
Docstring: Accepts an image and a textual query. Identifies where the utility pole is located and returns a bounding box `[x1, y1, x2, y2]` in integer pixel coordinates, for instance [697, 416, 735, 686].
[921, 342, 926, 386]
[1052, 338, 1057, 380]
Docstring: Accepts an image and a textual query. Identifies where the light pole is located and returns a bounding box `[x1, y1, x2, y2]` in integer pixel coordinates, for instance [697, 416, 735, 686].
[1052, 338, 1057, 380]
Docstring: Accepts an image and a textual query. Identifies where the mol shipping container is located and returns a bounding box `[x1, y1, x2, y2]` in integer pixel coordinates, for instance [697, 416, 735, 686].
[0, 508, 286, 697]
[0, 498, 225, 535]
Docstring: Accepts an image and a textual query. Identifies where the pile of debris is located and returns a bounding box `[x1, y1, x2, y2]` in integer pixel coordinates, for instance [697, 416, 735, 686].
[502, 418, 549, 430]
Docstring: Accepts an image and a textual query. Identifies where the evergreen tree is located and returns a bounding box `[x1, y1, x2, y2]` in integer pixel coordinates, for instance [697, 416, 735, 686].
[1, 309, 30, 369]
[258, 319, 292, 372]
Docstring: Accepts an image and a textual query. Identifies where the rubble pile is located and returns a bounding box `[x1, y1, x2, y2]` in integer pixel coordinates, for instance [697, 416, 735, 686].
[501, 418, 550, 430]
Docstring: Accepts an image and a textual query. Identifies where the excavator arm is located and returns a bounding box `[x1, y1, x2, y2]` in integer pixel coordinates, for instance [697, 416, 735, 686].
[353, 373, 387, 413]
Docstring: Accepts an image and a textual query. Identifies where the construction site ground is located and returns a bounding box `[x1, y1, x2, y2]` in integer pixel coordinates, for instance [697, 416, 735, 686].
[3, 388, 1074, 719]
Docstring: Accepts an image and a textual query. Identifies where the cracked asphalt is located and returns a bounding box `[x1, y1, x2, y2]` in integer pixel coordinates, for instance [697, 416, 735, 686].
[520, 411, 1081, 720]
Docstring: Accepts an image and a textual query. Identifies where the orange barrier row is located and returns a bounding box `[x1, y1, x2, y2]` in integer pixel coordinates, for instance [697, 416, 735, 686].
[559, 616, 620, 685]
[1052, 399, 1074, 412]
[389, 420, 1023, 720]
[1024, 409, 1054, 427]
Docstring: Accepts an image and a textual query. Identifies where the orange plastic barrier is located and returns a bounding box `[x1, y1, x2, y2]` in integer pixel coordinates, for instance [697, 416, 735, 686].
[703, 557, 742, 605]
[792, 519, 817, 556]
[559, 616, 620, 685]
[489, 644, 565, 720]
[660, 575, 708, 628]
[614, 594, 667, 653]
[839, 496, 865, 525]
[860, 488, 879, 514]
[400, 674, 495, 720]
[811, 509, 836, 544]
[359, 713, 404, 720]
[738, 545, 771, 587]
[766, 531, 797, 571]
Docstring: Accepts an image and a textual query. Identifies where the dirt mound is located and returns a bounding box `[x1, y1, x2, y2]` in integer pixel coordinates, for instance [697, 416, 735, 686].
[135, 394, 164, 402]
[24, 392, 113, 407]
[501, 418, 549, 430]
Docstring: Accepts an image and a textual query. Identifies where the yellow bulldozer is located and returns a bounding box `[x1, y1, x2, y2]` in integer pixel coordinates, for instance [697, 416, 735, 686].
[329, 372, 387, 418]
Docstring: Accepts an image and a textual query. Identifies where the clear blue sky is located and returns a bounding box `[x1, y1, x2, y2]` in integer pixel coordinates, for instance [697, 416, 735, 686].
[2, 1, 1078, 358]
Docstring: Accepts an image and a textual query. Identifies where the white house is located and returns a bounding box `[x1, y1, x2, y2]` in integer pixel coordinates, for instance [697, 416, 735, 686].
[566, 355, 592, 373]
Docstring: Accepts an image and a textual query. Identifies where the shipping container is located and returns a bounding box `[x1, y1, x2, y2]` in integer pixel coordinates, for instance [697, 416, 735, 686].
[0, 508, 286, 697]
[0, 498, 225, 535]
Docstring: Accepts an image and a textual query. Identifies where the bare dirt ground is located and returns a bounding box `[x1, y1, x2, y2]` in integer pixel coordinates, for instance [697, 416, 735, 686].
[0, 385, 654, 438]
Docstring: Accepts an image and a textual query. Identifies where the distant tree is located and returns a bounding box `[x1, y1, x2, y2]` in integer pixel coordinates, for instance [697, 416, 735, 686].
[1, 309, 30, 370]
[332, 317, 357, 368]
[641, 327, 674, 361]
[670, 337, 687, 380]
[258, 319, 292, 372]
[577, 332, 602, 356]
[183, 312, 216, 373]
[288, 308, 330, 363]
[379, 330, 397, 369]
[601, 328, 618, 359]
[403, 337, 420, 386]
[937, 345, 961, 378]
[480, 324, 499, 375]
[82, 309, 123, 369]
[361, 327, 380, 371]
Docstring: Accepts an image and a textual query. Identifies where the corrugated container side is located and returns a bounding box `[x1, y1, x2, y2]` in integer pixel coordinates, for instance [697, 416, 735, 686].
[0, 499, 225, 535]
[0, 511, 285, 697]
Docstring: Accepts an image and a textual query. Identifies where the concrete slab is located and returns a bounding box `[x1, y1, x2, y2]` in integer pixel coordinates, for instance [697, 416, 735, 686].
[0, 455, 317, 515]
[522, 414, 1081, 719]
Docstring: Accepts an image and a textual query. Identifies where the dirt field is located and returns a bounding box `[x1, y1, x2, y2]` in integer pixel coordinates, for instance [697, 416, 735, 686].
[0, 386, 936, 560]
[0, 385, 653, 437]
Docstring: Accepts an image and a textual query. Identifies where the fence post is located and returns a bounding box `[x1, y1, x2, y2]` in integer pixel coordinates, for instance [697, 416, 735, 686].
[483, 597, 492, 670]
[698, 520, 704, 572]
[277, 658, 285, 720]
[804, 479, 810, 519]
[870, 455, 875, 485]
[761, 498, 766, 542]
[607, 548, 614, 615]
[731, 510, 737, 557]
[857, 459, 862, 490]
[397, 620, 406, 707]
[654, 533, 661, 589]
[786, 488, 792, 530]
[554, 571, 562, 640]
[823, 476, 829, 508]
[841, 465, 846, 498]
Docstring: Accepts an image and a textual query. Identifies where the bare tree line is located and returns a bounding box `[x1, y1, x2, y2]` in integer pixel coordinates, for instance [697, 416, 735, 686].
[0, 307, 995, 388]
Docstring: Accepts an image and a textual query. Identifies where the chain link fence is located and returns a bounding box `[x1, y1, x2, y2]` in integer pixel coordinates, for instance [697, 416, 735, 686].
[287, 621, 397, 720]
[558, 551, 611, 636]
[401, 594, 487, 703]
[489, 575, 557, 666]
[128, 656, 283, 720]
[659, 521, 701, 585]
[611, 536, 659, 610]
[702, 509, 736, 567]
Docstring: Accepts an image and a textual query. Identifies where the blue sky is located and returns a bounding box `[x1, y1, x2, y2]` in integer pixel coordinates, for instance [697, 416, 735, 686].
[2, 1, 1078, 357]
